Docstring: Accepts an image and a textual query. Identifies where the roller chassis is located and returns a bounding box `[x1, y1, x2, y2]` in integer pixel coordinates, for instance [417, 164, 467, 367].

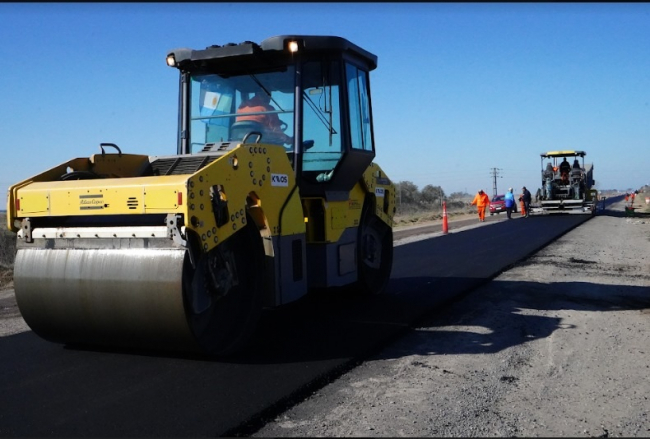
[7, 35, 397, 356]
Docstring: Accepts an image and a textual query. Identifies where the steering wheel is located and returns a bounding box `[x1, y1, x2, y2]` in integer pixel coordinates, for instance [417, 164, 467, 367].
[279, 121, 288, 132]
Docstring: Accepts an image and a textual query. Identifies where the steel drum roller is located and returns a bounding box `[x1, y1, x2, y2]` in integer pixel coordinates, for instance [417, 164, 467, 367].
[14, 247, 201, 352]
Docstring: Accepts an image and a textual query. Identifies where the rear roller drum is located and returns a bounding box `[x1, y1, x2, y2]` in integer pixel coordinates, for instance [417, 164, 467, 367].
[185, 218, 265, 357]
[357, 202, 393, 295]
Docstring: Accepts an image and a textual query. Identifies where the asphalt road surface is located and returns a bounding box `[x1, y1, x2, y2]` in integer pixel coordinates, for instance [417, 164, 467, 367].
[0, 199, 617, 437]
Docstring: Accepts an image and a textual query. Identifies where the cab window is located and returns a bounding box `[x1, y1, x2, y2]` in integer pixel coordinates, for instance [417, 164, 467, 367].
[189, 70, 295, 153]
[346, 63, 373, 152]
[301, 61, 342, 173]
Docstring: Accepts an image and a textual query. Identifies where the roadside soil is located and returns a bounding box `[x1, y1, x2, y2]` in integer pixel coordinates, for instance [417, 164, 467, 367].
[254, 196, 650, 437]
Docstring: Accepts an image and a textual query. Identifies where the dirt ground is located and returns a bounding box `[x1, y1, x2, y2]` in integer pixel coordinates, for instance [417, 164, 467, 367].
[254, 196, 650, 437]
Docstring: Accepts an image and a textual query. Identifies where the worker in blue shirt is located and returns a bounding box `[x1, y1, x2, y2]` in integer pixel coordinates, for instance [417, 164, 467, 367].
[504, 188, 516, 219]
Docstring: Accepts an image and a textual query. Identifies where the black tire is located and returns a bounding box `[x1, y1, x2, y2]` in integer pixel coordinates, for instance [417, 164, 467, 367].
[184, 218, 264, 357]
[357, 200, 393, 295]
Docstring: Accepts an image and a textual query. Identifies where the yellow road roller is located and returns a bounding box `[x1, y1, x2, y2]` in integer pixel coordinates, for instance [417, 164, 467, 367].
[6, 35, 396, 356]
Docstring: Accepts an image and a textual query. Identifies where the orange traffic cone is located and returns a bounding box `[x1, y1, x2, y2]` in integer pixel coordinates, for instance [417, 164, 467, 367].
[442, 201, 448, 234]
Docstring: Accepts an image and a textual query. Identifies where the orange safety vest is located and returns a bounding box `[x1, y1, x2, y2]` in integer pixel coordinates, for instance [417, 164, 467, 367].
[236, 95, 282, 131]
[471, 192, 490, 208]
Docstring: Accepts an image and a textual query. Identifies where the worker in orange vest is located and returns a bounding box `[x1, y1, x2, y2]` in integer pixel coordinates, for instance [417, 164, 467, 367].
[236, 90, 292, 144]
[519, 193, 526, 217]
[471, 189, 490, 222]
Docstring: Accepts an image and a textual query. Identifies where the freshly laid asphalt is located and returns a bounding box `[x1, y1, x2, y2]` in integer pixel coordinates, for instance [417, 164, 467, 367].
[0, 197, 619, 437]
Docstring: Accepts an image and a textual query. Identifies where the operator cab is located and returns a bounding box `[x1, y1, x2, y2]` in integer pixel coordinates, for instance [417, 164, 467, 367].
[167, 35, 378, 200]
[539, 150, 588, 200]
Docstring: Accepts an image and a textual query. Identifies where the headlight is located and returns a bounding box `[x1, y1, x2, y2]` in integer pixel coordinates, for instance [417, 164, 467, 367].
[288, 41, 299, 53]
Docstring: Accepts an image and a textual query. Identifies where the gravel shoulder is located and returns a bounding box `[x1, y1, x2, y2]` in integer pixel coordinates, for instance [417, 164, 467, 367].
[0, 283, 27, 337]
[255, 198, 650, 437]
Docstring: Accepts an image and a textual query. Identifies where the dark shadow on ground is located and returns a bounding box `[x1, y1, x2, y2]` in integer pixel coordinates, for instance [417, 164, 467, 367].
[373, 278, 650, 360]
[599, 209, 650, 218]
[33, 273, 646, 366]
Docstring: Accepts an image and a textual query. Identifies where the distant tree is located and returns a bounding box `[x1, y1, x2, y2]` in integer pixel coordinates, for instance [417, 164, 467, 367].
[421, 185, 445, 206]
[396, 181, 421, 205]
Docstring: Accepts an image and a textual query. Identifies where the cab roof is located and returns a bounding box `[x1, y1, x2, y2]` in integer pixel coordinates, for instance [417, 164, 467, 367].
[541, 150, 586, 158]
[167, 35, 377, 74]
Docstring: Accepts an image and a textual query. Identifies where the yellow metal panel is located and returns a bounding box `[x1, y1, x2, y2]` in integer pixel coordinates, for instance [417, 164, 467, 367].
[17, 192, 49, 214]
[8, 157, 92, 231]
[361, 162, 396, 227]
[15, 175, 188, 217]
[278, 188, 305, 237]
[143, 186, 182, 211]
[323, 185, 365, 242]
[46, 186, 139, 215]
[6, 190, 14, 231]
[89, 153, 152, 178]
[9, 143, 304, 253]
[347, 183, 366, 227]
[184, 143, 303, 253]
[331, 206, 349, 230]
[302, 170, 393, 244]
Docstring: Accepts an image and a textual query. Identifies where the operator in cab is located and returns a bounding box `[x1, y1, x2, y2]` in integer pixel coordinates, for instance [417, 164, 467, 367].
[236, 90, 292, 145]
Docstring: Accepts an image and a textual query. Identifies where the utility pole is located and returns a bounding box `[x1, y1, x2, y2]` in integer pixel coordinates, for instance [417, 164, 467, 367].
[490, 168, 502, 198]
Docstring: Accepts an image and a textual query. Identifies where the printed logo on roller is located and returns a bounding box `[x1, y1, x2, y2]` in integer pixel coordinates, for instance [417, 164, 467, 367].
[271, 173, 289, 187]
[79, 194, 104, 210]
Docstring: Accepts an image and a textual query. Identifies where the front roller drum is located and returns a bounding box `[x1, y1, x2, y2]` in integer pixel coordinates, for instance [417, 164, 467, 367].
[14, 221, 265, 356]
[14, 247, 201, 353]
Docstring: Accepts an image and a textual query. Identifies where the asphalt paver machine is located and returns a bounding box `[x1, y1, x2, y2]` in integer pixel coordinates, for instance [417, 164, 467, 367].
[532, 150, 597, 215]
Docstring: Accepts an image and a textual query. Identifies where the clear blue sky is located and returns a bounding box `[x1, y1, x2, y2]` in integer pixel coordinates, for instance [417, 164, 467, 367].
[2, 2, 649, 211]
